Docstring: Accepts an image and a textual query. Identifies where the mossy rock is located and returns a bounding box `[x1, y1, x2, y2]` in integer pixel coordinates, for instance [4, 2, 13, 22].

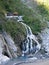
[2, 21, 26, 46]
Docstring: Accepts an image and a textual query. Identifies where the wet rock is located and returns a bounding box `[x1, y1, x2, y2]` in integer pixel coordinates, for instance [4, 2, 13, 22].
[2, 31, 18, 58]
[36, 33, 42, 44]
[0, 54, 10, 64]
[0, 34, 10, 64]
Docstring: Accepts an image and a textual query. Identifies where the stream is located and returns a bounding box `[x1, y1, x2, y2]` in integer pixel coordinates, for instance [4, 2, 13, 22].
[0, 0, 49, 65]
[0, 20, 49, 65]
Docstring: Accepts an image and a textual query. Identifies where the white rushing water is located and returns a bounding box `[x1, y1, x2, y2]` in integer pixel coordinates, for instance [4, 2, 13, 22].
[20, 22, 41, 56]
[1, 12, 49, 65]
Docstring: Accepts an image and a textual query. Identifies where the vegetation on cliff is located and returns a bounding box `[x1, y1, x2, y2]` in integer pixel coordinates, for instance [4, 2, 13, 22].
[2, 21, 26, 45]
[0, 0, 49, 40]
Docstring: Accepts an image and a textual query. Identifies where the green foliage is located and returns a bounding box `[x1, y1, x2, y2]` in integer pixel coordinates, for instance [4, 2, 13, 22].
[23, 16, 41, 34]
[2, 21, 26, 36]
[37, 4, 49, 16]
[37, 4, 49, 21]
[0, 0, 16, 12]
[15, 0, 42, 34]
[0, 24, 2, 31]
[0, 0, 48, 34]
[2, 21, 26, 44]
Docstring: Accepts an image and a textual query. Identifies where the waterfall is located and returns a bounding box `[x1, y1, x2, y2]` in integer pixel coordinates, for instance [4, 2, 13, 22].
[20, 22, 41, 56]
[2, 14, 41, 57]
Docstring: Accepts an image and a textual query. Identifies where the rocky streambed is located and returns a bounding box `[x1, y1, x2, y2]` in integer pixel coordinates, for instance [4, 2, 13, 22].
[0, 21, 49, 65]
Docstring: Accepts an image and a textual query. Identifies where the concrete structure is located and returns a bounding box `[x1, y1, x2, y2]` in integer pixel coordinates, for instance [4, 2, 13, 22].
[5, 12, 24, 22]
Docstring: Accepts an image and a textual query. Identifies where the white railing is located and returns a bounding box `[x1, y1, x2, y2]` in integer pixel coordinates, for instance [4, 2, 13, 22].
[5, 14, 24, 22]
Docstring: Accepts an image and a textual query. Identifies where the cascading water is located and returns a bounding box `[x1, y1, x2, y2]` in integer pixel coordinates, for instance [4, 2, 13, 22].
[1, 21, 41, 65]
[1, 18, 49, 65]
[20, 22, 41, 56]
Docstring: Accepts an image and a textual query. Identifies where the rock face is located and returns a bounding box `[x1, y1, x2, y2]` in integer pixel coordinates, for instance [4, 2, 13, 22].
[0, 32, 22, 64]
[2, 31, 18, 58]
[0, 54, 9, 64]
[0, 34, 10, 64]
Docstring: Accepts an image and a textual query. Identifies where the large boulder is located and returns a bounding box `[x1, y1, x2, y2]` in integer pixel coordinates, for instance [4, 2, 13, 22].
[0, 34, 10, 64]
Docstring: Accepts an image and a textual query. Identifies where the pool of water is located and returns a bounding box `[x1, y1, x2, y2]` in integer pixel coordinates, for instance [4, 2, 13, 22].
[1, 53, 49, 65]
